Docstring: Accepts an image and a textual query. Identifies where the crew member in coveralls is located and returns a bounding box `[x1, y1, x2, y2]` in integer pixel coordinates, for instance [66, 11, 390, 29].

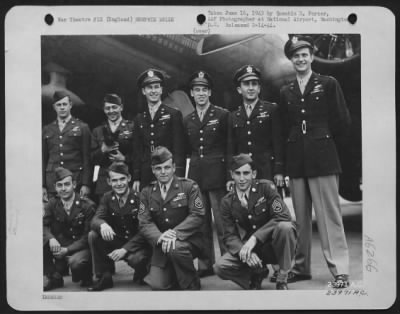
[87, 162, 151, 291]
[42, 90, 92, 201]
[139, 146, 205, 290]
[91, 94, 135, 200]
[43, 167, 96, 291]
[279, 35, 351, 288]
[213, 154, 296, 290]
[132, 69, 185, 191]
[183, 71, 229, 277]
[227, 65, 284, 191]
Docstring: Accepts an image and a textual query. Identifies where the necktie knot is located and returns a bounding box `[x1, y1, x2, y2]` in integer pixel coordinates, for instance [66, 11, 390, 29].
[161, 184, 167, 200]
[246, 104, 252, 117]
[240, 192, 248, 208]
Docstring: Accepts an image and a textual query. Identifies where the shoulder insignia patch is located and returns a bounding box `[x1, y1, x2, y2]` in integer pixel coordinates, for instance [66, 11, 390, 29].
[272, 199, 282, 213]
[139, 202, 146, 214]
[194, 196, 203, 209]
[270, 183, 276, 190]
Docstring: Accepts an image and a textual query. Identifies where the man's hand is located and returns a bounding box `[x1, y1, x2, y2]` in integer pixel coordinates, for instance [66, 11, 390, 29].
[157, 229, 177, 253]
[53, 247, 68, 259]
[108, 150, 126, 162]
[239, 235, 257, 263]
[161, 238, 176, 254]
[100, 223, 116, 241]
[80, 185, 90, 198]
[101, 142, 119, 153]
[274, 174, 285, 187]
[132, 181, 140, 193]
[49, 238, 61, 253]
[42, 187, 48, 203]
[226, 180, 234, 192]
[108, 248, 127, 262]
[245, 252, 263, 269]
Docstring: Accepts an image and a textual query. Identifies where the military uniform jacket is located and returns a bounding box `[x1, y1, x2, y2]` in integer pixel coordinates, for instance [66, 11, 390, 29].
[220, 179, 292, 256]
[133, 104, 185, 186]
[42, 117, 92, 191]
[91, 119, 135, 194]
[43, 194, 96, 254]
[183, 104, 229, 191]
[139, 176, 205, 267]
[228, 100, 284, 179]
[91, 189, 143, 253]
[279, 72, 351, 178]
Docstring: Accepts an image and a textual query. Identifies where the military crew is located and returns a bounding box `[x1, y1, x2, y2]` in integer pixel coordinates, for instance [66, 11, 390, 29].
[227, 65, 284, 190]
[42, 90, 92, 200]
[183, 71, 229, 277]
[91, 94, 135, 200]
[87, 162, 152, 291]
[132, 69, 185, 191]
[139, 146, 205, 290]
[43, 167, 96, 291]
[279, 35, 351, 287]
[214, 154, 296, 290]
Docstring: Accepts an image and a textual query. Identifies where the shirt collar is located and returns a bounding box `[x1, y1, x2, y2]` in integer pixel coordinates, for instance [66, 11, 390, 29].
[108, 117, 123, 128]
[196, 102, 210, 115]
[296, 70, 312, 86]
[61, 192, 76, 209]
[148, 101, 162, 113]
[159, 179, 173, 192]
[243, 98, 258, 111]
[116, 188, 130, 203]
[57, 115, 72, 124]
[235, 187, 250, 198]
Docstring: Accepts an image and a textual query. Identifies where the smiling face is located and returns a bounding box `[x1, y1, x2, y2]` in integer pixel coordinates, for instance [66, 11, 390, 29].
[191, 85, 211, 109]
[107, 171, 131, 196]
[290, 47, 314, 75]
[55, 175, 76, 201]
[142, 83, 163, 105]
[104, 102, 123, 123]
[237, 79, 260, 103]
[53, 96, 72, 120]
[152, 158, 175, 185]
[231, 163, 257, 193]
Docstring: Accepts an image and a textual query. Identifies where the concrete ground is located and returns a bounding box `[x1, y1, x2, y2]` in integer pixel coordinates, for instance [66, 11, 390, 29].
[55, 198, 362, 291]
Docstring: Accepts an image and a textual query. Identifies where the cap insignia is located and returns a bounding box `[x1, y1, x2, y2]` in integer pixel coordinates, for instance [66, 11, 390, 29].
[148, 70, 154, 77]
[198, 71, 204, 78]
[291, 36, 298, 44]
[246, 66, 253, 73]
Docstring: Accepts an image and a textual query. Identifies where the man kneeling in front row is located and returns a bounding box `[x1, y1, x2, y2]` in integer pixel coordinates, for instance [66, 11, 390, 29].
[87, 162, 152, 291]
[214, 154, 296, 290]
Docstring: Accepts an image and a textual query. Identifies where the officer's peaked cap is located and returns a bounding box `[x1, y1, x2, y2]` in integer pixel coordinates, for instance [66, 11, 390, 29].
[189, 70, 213, 88]
[233, 65, 261, 84]
[104, 93, 122, 106]
[284, 35, 314, 59]
[137, 68, 165, 87]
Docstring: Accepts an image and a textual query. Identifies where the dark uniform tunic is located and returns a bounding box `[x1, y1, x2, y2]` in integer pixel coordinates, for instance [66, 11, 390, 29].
[43, 194, 96, 281]
[228, 100, 284, 179]
[91, 119, 135, 195]
[139, 176, 205, 289]
[133, 104, 185, 188]
[42, 117, 92, 193]
[214, 180, 296, 289]
[89, 189, 151, 276]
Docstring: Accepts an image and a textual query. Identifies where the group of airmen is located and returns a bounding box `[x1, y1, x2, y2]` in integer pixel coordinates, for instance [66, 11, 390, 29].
[42, 36, 352, 292]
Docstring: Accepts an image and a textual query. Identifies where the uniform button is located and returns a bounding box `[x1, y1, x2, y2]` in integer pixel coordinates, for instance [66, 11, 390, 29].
[112, 196, 115, 200]
[60, 153, 63, 156]
[72, 235, 76, 239]
[262, 208, 266, 212]
[59, 136, 62, 139]
[125, 236, 129, 239]
[249, 153, 252, 157]
[301, 109, 305, 113]
[165, 218, 169, 222]
[125, 230, 129, 234]
[200, 154, 204, 158]
[150, 132, 154, 136]
[200, 138, 203, 141]
[150, 124, 154, 128]
[316, 97, 319, 100]
[248, 131, 251, 135]
[178, 204, 182, 207]
[112, 213, 115, 216]
[150, 208, 154, 211]
[252, 225, 257, 229]
[70, 228, 73, 231]
[301, 98, 304, 102]
[130, 200, 134, 204]
[200, 130, 203, 134]
[59, 144, 63, 147]
[150, 140, 154, 144]
[163, 208, 167, 211]
[200, 146, 203, 149]
[247, 121, 250, 125]
[248, 215, 252, 219]
[60, 161, 64, 165]
[248, 142, 252, 146]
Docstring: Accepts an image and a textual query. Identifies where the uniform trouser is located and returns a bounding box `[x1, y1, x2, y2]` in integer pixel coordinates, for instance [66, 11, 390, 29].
[88, 231, 151, 279]
[214, 221, 296, 289]
[198, 189, 227, 271]
[43, 242, 92, 282]
[145, 240, 201, 290]
[290, 175, 349, 277]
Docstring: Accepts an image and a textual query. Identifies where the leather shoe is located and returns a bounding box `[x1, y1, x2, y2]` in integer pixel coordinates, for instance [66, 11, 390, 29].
[270, 270, 278, 283]
[187, 277, 201, 290]
[132, 273, 146, 285]
[197, 268, 214, 278]
[43, 275, 64, 291]
[333, 274, 349, 289]
[249, 267, 269, 290]
[276, 282, 289, 290]
[80, 277, 93, 287]
[287, 271, 312, 283]
[87, 274, 113, 291]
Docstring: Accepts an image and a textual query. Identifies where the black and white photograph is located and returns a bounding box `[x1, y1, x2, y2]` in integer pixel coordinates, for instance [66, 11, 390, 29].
[5, 5, 396, 311]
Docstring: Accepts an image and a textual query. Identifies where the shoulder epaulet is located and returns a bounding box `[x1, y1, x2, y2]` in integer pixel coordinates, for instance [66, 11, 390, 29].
[214, 105, 229, 112]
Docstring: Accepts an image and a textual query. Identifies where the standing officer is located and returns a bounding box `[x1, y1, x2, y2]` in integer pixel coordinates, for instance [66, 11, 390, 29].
[91, 94, 135, 200]
[87, 162, 151, 291]
[279, 35, 351, 287]
[214, 154, 296, 290]
[227, 65, 284, 191]
[132, 69, 185, 191]
[138, 146, 205, 290]
[42, 90, 92, 200]
[183, 71, 229, 277]
[43, 167, 96, 291]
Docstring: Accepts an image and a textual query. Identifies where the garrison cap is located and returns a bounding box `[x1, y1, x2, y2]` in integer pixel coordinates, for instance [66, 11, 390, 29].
[284, 35, 314, 59]
[151, 146, 173, 166]
[231, 153, 254, 171]
[103, 93, 122, 106]
[189, 71, 213, 88]
[108, 161, 130, 176]
[137, 68, 164, 87]
[54, 167, 73, 182]
[53, 90, 71, 103]
[233, 65, 261, 84]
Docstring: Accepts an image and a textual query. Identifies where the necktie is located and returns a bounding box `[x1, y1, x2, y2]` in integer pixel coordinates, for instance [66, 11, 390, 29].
[64, 202, 71, 215]
[59, 120, 66, 131]
[240, 192, 248, 208]
[161, 184, 167, 200]
[119, 197, 125, 208]
[199, 111, 203, 122]
[299, 79, 306, 94]
[246, 105, 252, 117]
